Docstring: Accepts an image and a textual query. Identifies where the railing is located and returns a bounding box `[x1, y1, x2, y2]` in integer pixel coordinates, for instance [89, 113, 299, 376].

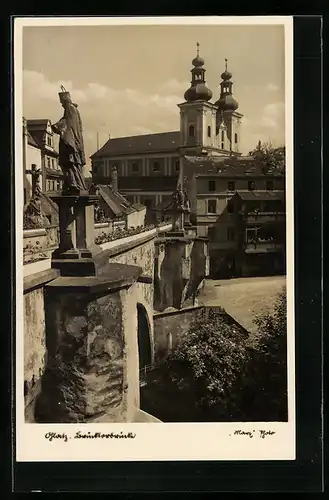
[245, 240, 283, 253]
[139, 363, 161, 387]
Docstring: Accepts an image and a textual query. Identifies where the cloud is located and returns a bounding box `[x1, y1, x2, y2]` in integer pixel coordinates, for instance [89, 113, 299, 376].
[266, 83, 279, 92]
[260, 102, 285, 130]
[23, 70, 183, 162]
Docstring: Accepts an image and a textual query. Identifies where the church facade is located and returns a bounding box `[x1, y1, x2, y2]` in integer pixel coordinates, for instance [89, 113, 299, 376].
[91, 47, 285, 277]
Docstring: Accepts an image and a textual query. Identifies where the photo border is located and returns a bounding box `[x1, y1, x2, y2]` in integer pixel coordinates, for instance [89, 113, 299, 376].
[9, 14, 323, 493]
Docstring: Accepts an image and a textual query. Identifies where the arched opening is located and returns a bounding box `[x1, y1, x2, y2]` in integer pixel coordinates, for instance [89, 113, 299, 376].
[137, 303, 152, 386]
[188, 125, 195, 137]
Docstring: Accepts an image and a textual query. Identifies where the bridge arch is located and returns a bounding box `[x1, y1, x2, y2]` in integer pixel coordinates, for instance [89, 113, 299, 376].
[137, 303, 152, 378]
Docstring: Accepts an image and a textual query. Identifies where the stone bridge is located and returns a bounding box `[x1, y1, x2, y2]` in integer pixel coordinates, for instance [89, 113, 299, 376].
[23, 223, 209, 424]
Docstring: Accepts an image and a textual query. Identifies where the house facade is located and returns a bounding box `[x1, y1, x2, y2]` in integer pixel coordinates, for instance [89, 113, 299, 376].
[26, 119, 64, 194]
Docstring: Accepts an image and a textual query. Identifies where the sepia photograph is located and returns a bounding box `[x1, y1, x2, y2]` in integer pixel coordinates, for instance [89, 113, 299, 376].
[16, 16, 295, 461]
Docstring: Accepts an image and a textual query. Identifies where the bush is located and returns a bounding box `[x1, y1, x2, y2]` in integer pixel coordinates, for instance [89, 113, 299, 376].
[238, 289, 288, 421]
[142, 291, 288, 422]
[142, 310, 250, 421]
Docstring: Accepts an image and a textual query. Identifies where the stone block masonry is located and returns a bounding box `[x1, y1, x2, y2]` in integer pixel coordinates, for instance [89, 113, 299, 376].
[34, 264, 142, 423]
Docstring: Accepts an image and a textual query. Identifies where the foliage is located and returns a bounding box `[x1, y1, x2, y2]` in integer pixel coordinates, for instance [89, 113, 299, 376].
[94, 221, 170, 245]
[23, 241, 48, 264]
[249, 140, 286, 174]
[143, 309, 250, 422]
[239, 288, 288, 421]
[142, 291, 288, 422]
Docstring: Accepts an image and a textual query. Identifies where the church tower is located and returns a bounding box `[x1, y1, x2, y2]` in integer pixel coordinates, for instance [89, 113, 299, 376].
[215, 59, 243, 155]
[178, 43, 219, 156]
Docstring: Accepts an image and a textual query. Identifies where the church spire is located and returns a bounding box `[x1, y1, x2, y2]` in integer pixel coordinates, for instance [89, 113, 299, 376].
[184, 43, 213, 102]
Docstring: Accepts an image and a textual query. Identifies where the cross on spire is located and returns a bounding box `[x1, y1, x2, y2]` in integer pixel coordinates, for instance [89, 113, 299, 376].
[225, 58, 228, 71]
[197, 42, 200, 56]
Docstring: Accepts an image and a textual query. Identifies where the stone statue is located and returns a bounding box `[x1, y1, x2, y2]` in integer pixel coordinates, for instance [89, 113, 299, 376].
[183, 189, 190, 213]
[51, 86, 87, 195]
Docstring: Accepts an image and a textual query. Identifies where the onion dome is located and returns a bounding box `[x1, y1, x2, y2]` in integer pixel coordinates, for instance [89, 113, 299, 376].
[184, 42, 213, 103]
[215, 58, 239, 112]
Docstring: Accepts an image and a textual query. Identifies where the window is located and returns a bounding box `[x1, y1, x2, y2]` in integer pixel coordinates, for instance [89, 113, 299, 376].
[51, 159, 55, 169]
[216, 126, 219, 135]
[248, 180, 256, 191]
[234, 133, 238, 144]
[227, 181, 235, 192]
[57, 180, 61, 190]
[132, 162, 139, 173]
[227, 200, 234, 214]
[208, 180, 216, 192]
[47, 136, 52, 147]
[221, 130, 225, 141]
[189, 125, 195, 137]
[221, 142, 224, 149]
[47, 157, 50, 169]
[207, 126, 211, 137]
[175, 159, 180, 171]
[153, 161, 160, 172]
[207, 200, 217, 214]
[266, 180, 274, 191]
[227, 228, 235, 241]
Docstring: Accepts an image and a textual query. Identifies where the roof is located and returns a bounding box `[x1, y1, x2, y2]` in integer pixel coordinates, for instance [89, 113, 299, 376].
[132, 203, 146, 212]
[235, 190, 285, 201]
[91, 131, 181, 158]
[26, 119, 50, 129]
[98, 185, 136, 216]
[184, 155, 285, 177]
[27, 131, 40, 149]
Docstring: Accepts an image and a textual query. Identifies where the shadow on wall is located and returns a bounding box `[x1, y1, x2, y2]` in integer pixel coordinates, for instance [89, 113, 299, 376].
[154, 241, 190, 312]
[137, 303, 152, 371]
[184, 240, 207, 303]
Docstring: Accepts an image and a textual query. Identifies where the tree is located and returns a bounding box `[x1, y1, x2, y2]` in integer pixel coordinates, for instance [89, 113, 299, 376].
[249, 140, 285, 174]
[142, 309, 250, 422]
[238, 288, 288, 421]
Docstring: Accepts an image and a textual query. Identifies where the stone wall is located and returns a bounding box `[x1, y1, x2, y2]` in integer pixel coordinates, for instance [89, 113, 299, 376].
[154, 236, 209, 312]
[23, 268, 59, 422]
[153, 306, 203, 362]
[94, 222, 113, 240]
[153, 305, 249, 363]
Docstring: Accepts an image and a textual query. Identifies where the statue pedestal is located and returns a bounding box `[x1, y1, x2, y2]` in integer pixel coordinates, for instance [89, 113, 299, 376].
[51, 194, 102, 276]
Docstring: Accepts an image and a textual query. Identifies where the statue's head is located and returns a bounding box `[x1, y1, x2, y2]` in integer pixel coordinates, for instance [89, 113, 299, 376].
[59, 86, 73, 108]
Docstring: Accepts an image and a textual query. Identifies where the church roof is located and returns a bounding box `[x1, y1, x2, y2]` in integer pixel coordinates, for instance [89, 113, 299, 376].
[91, 131, 181, 158]
[184, 155, 285, 177]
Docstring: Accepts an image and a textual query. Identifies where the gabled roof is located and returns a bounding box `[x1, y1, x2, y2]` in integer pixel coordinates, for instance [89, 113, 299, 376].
[26, 119, 50, 129]
[98, 185, 137, 216]
[184, 155, 285, 177]
[91, 131, 181, 159]
[235, 190, 285, 201]
[27, 131, 40, 149]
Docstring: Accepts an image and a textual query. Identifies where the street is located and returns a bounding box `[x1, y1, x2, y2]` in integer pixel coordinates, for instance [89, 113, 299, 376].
[199, 275, 286, 335]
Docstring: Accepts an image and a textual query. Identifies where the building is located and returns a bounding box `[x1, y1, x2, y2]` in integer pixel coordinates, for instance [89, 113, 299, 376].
[23, 117, 43, 205]
[26, 119, 63, 194]
[90, 46, 286, 277]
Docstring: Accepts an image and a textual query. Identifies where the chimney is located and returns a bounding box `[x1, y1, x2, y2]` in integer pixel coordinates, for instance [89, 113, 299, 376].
[111, 165, 118, 192]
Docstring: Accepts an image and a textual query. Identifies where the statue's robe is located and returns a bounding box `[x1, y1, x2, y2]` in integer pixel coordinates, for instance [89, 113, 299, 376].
[52, 102, 87, 193]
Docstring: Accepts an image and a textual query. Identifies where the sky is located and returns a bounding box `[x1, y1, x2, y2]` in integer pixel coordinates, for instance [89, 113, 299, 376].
[22, 22, 285, 174]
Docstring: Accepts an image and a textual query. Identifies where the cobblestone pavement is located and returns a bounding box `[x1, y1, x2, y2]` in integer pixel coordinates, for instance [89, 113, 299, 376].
[198, 275, 286, 335]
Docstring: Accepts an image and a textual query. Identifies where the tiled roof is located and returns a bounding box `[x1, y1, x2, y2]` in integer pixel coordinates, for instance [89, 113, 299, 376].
[235, 190, 285, 201]
[27, 131, 40, 149]
[91, 131, 181, 158]
[98, 185, 136, 216]
[184, 155, 284, 177]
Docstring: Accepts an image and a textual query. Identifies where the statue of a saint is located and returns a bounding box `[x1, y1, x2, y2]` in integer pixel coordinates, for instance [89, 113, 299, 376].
[51, 86, 87, 195]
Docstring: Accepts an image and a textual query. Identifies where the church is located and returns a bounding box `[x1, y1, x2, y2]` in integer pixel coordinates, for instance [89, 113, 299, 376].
[91, 46, 285, 277]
